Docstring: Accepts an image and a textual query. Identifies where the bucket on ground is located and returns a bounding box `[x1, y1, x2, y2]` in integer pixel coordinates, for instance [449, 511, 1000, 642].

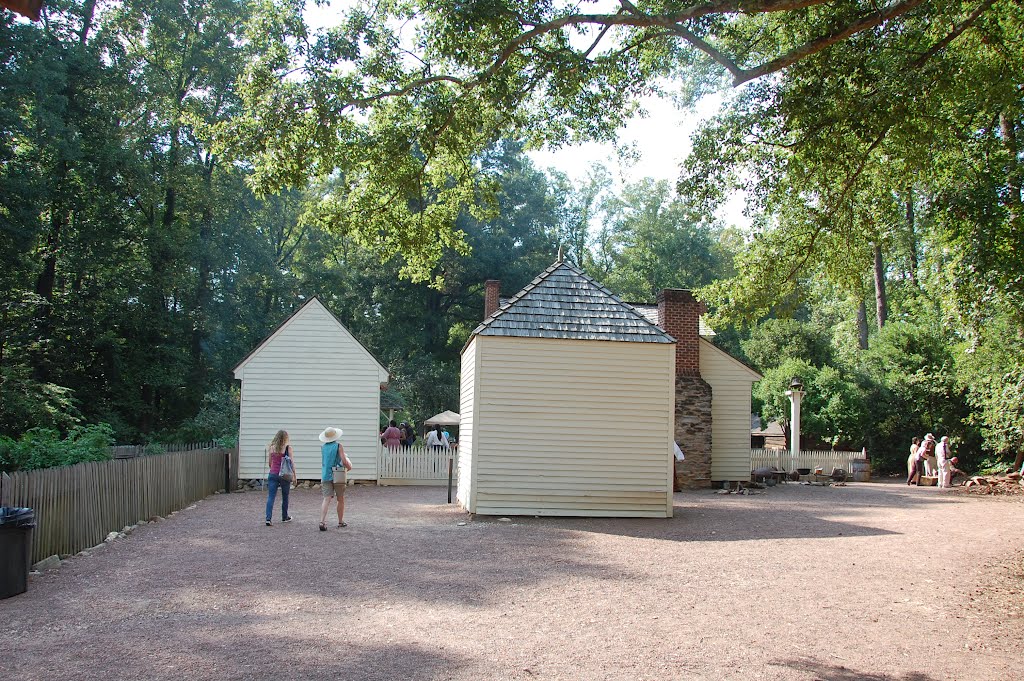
[850, 460, 871, 482]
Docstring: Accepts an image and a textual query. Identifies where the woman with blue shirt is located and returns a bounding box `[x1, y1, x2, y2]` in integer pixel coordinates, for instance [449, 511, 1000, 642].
[318, 427, 352, 531]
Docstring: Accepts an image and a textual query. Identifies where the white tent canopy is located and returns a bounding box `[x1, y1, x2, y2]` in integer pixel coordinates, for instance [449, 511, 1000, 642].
[424, 410, 461, 426]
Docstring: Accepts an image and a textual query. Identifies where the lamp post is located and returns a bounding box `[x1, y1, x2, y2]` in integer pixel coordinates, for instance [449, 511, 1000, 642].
[785, 376, 805, 472]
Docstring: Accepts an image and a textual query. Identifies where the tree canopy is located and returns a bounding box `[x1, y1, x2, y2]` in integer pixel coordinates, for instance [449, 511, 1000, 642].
[214, 0, 1011, 280]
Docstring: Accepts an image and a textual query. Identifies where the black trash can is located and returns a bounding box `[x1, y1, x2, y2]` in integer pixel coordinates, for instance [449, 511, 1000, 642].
[0, 507, 35, 599]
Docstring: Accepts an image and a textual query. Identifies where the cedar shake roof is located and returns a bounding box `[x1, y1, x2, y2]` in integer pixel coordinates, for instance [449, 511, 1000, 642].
[472, 260, 675, 343]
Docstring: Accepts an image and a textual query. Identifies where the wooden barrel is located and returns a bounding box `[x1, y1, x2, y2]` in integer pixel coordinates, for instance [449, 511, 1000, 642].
[850, 460, 871, 482]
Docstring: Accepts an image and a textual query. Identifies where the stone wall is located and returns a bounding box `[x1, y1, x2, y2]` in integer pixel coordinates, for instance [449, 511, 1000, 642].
[673, 375, 713, 490]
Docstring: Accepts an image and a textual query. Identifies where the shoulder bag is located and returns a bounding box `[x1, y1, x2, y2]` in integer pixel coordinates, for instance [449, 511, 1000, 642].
[279, 450, 295, 482]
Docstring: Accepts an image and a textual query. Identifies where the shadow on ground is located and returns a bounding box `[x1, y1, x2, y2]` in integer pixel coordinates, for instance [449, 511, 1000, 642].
[771, 657, 942, 681]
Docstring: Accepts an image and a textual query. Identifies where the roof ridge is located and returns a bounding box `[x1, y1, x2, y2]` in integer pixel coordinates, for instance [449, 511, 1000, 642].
[477, 259, 563, 327]
[560, 264, 670, 337]
[471, 260, 675, 343]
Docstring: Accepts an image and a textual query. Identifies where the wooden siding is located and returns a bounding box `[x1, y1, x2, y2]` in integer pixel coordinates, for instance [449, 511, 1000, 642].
[235, 301, 382, 480]
[457, 338, 478, 510]
[699, 338, 761, 482]
[470, 337, 674, 517]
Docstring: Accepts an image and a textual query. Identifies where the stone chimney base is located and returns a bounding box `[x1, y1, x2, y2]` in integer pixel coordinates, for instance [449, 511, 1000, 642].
[674, 375, 713, 490]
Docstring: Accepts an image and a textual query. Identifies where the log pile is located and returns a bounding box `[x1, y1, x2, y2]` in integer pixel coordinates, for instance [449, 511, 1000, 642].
[960, 471, 1023, 496]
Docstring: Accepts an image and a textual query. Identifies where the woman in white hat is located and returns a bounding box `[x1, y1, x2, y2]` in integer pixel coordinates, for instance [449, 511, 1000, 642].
[921, 433, 937, 478]
[318, 427, 352, 531]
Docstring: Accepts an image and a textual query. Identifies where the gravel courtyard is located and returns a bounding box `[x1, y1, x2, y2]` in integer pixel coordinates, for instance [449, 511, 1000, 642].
[2, 481, 1021, 681]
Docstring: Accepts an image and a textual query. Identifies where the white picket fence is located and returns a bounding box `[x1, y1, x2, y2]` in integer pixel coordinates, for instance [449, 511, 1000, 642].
[377, 445, 458, 486]
[751, 448, 867, 475]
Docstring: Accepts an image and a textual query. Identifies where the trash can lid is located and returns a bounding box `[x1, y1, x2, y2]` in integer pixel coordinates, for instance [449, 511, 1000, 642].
[0, 507, 35, 526]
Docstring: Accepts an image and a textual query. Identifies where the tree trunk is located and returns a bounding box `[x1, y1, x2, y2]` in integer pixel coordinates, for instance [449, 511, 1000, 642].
[79, 0, 97, 44]
[188, 153, 216, 409]
[34, 209, 63, 304]
[425, 288, 445, 355]
[857, 298, 869, 350]
[906, 189, 919, 288]
[873, 243, 888, 329]
[1000, 113, 1021, 222]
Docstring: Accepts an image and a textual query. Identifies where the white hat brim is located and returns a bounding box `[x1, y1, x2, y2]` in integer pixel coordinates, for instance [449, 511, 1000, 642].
[318, 428, 343, 443]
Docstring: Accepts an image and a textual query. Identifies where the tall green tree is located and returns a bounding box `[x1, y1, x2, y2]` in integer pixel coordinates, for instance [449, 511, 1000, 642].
[599, 178, 732, 301]
[217, 0, 995, 280]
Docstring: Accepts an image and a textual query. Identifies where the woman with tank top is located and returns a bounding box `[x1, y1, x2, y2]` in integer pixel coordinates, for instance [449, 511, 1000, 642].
[265, 430, 294, 526]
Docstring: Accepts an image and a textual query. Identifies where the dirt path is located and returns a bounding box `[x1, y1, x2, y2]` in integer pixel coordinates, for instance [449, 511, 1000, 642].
[1, 481, 1021, 680]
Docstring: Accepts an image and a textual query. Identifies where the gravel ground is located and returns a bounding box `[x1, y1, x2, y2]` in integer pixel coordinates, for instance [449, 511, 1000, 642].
[1, 481, 1021, 681]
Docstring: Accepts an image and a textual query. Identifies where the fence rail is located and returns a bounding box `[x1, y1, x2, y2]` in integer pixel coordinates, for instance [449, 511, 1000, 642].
[377, 445, 457, 485]
[751, 448, 867, 475]
[0, 446, 233, 564]
[110, 441, 221, 459]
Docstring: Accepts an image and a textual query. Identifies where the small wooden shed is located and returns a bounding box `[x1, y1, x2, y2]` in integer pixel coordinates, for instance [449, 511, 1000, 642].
[458, 260, 677, 518]
[233, 297, 389, 481]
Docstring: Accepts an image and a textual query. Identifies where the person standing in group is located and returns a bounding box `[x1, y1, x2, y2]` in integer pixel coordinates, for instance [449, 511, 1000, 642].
[936, 436, 953, 488]
[380, 420, 402, 449]
[907, 437, 921, 485]
[401, 422, 416, 448]
[919, 433, 937, 480]
[318, 427, 352, 531]
[425, 424, 450, 450]
[265, 430, 294, 526]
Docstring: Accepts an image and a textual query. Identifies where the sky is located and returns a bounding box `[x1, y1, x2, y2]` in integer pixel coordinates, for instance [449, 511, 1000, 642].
[526, 93, 749, 227]
[303, 1, 749, 227]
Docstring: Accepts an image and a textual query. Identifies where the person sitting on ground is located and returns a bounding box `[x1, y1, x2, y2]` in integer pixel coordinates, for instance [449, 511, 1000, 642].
[948, 456, 966, 485]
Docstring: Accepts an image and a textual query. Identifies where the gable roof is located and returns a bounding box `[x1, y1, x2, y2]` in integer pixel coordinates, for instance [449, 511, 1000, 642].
[232, 297, 389, 382]
[472, 260, 674, 343]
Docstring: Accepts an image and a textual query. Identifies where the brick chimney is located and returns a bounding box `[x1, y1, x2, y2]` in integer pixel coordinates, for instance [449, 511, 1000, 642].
[484, 280, 501, 320]
[657, 289, 705, 377]
[657, 289, 713, 490]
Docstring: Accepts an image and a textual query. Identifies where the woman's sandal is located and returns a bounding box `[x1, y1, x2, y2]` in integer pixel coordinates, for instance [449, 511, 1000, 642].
[338, 522, 348, 528]
[319, 522, 327, 532]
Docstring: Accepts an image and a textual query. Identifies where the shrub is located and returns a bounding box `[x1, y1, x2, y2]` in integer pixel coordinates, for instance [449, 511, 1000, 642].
[0, 424, 114, 472]
[168, 387, 240, 443]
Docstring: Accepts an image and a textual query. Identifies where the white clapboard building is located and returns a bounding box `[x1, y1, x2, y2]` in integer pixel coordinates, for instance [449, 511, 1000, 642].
[233, 297, 389, 481]
[459, 260, 678, 518]
[458, 258, 762, 517]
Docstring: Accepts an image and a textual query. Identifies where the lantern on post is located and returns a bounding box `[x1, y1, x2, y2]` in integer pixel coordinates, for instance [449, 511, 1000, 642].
[785, 376, 805, 472]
